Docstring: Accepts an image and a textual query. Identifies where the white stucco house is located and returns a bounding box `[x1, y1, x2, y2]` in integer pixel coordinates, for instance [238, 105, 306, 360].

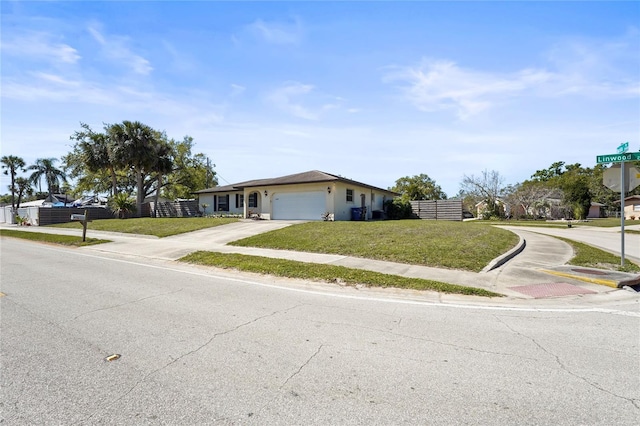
[194, 170, 398, 221]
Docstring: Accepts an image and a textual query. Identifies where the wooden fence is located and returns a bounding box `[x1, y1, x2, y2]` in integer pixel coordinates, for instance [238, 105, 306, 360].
[146, 200, 199, 218]
[36, 207, 115, 226]
[410, 200, 463, 221]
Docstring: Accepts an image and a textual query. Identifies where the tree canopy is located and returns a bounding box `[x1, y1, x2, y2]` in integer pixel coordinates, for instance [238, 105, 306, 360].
[390, 174, 447, 201]
[64, 120, 217, 216]
[1, 155, 26, 213]
[459, 170, 506, 218]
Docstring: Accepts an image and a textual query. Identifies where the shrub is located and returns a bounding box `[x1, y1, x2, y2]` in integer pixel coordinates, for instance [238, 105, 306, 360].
[109, 193, 136, 219]
[384, 198, 413, 220]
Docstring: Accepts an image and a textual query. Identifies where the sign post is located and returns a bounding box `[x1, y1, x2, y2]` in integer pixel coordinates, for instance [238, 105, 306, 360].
[597, 143, 640, 266]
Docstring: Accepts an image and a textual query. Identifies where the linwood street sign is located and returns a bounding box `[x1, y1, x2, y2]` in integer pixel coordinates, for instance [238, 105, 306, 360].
[596, 152, 640, 164]
[597, 144, 638, 267]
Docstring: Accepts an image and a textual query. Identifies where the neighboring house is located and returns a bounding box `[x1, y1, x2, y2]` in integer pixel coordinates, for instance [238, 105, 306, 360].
[587, 202, 605, 219]
[194, 170, 398, 221]
[475, 199, 507, 218]
[621, 195, 640, 220]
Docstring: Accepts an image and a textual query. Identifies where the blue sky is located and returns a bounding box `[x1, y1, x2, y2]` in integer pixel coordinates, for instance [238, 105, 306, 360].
[2, 1, 639, 197]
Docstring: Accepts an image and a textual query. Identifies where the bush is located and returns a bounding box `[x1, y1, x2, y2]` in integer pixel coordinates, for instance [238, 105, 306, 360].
[109, 193, 136, 219]
[384, 198, 413, 220]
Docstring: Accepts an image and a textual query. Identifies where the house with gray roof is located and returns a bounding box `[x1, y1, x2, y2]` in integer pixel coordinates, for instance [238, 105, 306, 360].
[194, 170, 398, 221]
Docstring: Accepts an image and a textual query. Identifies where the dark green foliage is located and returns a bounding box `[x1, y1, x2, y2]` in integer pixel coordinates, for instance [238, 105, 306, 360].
[109, 193, 136, 219]
[384, 198, 414, 219]
[390, 174, 447, 201]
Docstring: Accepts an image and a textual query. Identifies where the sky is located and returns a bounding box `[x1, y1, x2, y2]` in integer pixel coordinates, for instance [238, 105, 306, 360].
[1, 1, 639, 197]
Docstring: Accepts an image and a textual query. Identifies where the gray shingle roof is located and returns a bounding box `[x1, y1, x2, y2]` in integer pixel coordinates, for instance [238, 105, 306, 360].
[194, 170, 397, 195]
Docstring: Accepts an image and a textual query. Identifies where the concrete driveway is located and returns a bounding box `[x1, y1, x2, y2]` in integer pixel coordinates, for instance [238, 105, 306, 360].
[80, 220, 301, 260]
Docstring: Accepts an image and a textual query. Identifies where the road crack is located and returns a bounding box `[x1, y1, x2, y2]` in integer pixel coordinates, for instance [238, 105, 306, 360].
[494, 315, 640, 410]
[79, 304, 302, 423]
[281, 344, 324, 388]
[306, 319, 537, 361]
[69, 288, 184, 321]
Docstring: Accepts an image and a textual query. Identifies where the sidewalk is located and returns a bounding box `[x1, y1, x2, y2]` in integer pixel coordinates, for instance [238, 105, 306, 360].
[2, 221, 639, 299]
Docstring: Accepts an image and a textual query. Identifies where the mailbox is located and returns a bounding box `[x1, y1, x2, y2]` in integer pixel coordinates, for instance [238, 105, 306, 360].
[71, 214, 86, 221]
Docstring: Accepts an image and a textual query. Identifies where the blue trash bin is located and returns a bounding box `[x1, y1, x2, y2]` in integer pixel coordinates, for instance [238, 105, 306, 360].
[351, 207, 363, 221]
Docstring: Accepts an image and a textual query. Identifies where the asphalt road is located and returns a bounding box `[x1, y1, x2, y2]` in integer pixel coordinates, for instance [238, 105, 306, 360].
[1, 238, 639, 425]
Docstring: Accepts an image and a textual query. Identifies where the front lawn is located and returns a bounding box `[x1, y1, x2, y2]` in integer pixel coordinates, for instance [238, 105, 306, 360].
[229, 220, 519, 272]
[179, 251, 501, 297]
[48, 217, 239, 237]
[556, 236, 640, 273]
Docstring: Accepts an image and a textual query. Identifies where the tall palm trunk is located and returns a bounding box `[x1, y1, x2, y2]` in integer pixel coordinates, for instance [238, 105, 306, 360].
[136, 169, 144, 217]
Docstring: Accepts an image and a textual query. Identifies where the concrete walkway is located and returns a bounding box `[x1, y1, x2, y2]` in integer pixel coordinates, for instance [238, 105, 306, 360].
[3, 221, 640, 299]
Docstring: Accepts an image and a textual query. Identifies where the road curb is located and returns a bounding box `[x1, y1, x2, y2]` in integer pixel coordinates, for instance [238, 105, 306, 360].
[541, 269, 619, 288]
[481, 235, 526, 273]
[541, 269, 640, 289]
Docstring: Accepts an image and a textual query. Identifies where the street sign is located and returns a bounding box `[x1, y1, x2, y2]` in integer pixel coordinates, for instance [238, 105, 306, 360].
[596, 152, 640, 164]
[617, 141, 629, 154]
[603, 164, 640, 192]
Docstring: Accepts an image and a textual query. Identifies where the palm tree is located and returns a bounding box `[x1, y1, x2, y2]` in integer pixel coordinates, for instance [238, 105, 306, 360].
[108, 192, 136, 219]
[151, 140, 174, 218]
[28, 158, 67, 198]
[108, 121, 159, 216]
[14, 177, 33, 208]
[70, 122, 121, 196]
[1, 155, 26, 218]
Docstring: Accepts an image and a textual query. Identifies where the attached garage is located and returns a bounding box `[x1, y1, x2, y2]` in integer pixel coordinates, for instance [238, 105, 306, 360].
[272, 191, 326, 220]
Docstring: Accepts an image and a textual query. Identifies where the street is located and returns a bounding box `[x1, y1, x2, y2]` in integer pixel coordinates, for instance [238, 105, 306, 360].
[1, 238, 639, 425]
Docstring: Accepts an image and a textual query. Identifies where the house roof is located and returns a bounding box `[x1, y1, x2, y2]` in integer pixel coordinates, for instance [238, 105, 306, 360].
[194, 170, 399, 195]
[615, 195, 640, 204]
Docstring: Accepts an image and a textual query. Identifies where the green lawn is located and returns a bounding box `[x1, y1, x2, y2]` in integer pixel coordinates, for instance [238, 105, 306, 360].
[475, 218, 638, 228]
[48, 217, 239, 237]
[179, 251, 501, 297]
[0, 229, 110, 246]
[229, 220, 519, 272]
[555, 236, 640, 273]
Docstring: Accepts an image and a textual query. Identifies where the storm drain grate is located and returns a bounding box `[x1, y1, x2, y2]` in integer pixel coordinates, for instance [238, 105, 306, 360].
[509, 282, 597, 298]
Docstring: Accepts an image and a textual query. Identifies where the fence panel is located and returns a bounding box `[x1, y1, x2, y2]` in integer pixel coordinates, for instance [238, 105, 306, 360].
[410, 200, 463, 221]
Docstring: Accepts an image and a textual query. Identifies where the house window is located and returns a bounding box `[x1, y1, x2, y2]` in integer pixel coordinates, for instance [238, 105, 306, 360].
[218, 195, 229, 211]
[634, 205, 640, 212]
[346, 189, 354, 202]
[248, 193, 258, 208]
[371, 193, 375, 203]
[236, 194, 244, 208]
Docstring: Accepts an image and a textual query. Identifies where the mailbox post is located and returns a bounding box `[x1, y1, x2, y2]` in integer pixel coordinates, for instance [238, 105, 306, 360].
[70, 209, 91, 242]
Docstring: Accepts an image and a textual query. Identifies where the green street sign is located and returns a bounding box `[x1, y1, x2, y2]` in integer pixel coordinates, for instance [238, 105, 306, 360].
[596, 152, 640, 164]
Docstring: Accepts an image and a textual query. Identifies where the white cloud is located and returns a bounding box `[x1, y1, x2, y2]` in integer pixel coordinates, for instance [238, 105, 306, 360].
[265, 82, 354, 120]
[544, 32, 640, 98]
[0, 31, 80, 64]
[384, 60, 553, 119]
[246, 18, 303, 45]
[267, 82, 319, 120]
[387, 31, 639, 119]
[230, 84, 246, 97]
[87, 23, 153, 75]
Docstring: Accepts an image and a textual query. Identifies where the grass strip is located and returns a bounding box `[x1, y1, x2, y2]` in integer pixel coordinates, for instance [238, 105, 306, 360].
[229, 221, 518, 272]
[48, 217, 239, 237]
[555, 236, 640, 273]
[0, 229, 110, 247]
[179, 251, 501, 297]
[478, 218, 638, 228]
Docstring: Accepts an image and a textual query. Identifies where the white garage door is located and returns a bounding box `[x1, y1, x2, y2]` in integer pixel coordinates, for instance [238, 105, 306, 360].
[272, 191, 326, 220]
